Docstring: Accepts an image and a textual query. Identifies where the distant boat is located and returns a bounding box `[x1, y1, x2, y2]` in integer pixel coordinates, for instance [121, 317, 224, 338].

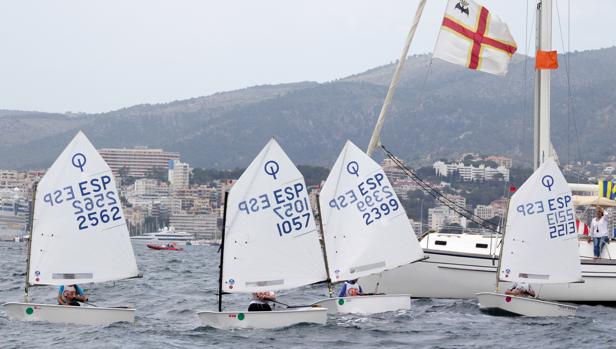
[130, 226, 194, 245]
[146, 242, 184, 251]
[2, 131, 141, 326]
[0, 189, 29, 241]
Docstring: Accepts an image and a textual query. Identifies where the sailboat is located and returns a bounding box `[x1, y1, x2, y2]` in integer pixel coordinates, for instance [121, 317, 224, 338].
[197, 139, 328, 329]
[2, 131, 141, 325]
[358, 0, 616, 303]
[311, 140, 425, 314]
[477, 158, 580, 316]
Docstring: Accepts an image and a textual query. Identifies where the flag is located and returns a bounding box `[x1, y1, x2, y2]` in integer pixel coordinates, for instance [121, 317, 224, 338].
[575, 219, 589, 236]
[536, 50, 559, 70]
[433, 0, 517, 76]
[598, 179, 616, 200]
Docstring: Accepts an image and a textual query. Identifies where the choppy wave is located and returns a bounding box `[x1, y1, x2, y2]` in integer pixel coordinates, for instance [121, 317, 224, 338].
[0, 242, 611, 348]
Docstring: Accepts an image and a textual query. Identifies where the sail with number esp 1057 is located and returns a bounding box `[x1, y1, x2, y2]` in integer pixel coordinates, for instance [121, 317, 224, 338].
[221, 139, 327, 293]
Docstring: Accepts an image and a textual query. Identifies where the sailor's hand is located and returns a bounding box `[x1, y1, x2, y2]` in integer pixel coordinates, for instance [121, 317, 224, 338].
[84, 296, 89, 302]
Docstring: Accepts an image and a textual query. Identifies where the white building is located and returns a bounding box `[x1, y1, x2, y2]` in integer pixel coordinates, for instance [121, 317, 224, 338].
[169, 213, 220, 240]
[428, 206, 461, 231]
[99, 146, 180, 178]
[433, 161, 509, 182]
[168, 160, 191, 190]
[474, 205, 495, 220]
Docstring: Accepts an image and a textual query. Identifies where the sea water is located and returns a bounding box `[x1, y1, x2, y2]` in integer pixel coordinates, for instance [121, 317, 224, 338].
[0, 242, 613, 348]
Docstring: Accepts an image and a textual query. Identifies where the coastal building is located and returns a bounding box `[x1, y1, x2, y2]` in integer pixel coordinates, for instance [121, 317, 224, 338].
[485, 155, 513, 169]
[99, 146, 180, 178]
[433, 161, 510, 182]
[428, 206, 461, 231]
[168, 160, 191, 190]
[474, 204, 495, 220]
[169, 213, 220, 240]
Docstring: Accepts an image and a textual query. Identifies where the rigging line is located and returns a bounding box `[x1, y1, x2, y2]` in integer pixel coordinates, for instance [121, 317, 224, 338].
[555, 0, 570, 165]
[521, 0, 536, 168]
[379, 144, 499, 232]
[520, 0, 530, 165]
[566, 0, 582, 169]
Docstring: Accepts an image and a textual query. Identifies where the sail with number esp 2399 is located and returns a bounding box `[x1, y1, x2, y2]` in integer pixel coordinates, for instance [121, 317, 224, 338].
[319, 141, 425, 282]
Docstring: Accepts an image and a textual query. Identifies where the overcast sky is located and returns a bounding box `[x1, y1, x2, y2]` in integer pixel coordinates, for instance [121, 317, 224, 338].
[0, 0, 613, 113]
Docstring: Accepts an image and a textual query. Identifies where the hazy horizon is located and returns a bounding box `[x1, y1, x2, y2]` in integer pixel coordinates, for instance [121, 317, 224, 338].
[1, 0, 614, 114]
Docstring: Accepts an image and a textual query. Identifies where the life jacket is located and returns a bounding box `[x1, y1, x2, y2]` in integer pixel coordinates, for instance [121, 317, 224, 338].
[344, 282, 361, 297]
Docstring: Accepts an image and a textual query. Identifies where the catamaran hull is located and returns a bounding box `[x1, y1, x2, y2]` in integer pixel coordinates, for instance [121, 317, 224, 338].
[310, 294, 411, 315]
[197, 308, 327, 329]
[2, 302, 135, 325]
[360, 247, 616, 302]
[476, 292, 577, 317]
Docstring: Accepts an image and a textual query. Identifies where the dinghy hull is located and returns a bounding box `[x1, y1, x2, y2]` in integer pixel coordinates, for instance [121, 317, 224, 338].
[476, 292, 576, 317]
[311, 294, 412, 315]
[2, 302, 135, 325]
[196, 308, 327, 329]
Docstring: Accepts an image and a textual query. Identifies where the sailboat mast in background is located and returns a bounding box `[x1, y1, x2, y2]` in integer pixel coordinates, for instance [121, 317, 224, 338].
[534, 0, 553, 169]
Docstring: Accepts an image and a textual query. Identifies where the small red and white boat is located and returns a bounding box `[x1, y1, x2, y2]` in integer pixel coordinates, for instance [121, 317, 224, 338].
[147, 242, 183, 251]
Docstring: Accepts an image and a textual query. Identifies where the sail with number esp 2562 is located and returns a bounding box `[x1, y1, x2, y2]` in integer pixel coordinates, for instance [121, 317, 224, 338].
[28, 131, 139, 286]
[319, 141, 425, 282]
[499, 158, 582, 285]
[221, 139, 327, 293]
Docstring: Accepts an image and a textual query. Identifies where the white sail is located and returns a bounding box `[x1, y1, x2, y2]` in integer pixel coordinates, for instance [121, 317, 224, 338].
[319, 141, 425, 282]
[499, 158, 582, 284]
[222, 139, 327, 293]
[28, 131, 139, 285]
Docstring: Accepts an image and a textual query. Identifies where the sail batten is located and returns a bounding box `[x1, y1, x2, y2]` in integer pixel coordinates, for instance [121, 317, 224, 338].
[28, 131, 139, 286]
[319, 141, 425, 282]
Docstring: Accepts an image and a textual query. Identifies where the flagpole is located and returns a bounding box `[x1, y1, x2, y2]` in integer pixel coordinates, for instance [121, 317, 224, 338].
[366, 0, 427, 157]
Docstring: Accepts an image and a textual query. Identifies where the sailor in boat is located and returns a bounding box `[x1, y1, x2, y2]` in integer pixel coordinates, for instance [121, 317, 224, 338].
[248, 291, 276, 311]
[339, 279, 363, 297]
[57, 284, 88, 306]
[504, 282, 536, 298]
[590, 207, 609, 259]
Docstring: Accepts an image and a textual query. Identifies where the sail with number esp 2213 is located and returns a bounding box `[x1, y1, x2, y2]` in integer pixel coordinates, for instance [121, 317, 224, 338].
[29, 131, 139, 286]
[319, 141, 425, 282]
[499, 158, 582, 285]
[221, 138, 328, 293]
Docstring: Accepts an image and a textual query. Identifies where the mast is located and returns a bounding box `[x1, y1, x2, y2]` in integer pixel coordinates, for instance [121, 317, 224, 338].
[533, 0, 553, 170]
[493, 189, 513, 292]
[315, 194, 334, 297]
[366, 0, 427, 157]
[217, 191, 229, 312]
[24, 182, 37, 303]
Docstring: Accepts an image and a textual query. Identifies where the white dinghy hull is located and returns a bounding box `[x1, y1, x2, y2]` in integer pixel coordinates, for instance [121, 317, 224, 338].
[197, 308, 327, 329]
[2, 302, 135, 325]
[476, 292, 576, 317]
[311, 294, 411, 315]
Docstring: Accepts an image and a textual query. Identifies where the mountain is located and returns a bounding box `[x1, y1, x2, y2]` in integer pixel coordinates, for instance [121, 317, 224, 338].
[1, 47, 615, 170]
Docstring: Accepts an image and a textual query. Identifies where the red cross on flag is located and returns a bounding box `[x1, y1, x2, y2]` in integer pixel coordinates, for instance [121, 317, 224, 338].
[433, 0, 517, 76]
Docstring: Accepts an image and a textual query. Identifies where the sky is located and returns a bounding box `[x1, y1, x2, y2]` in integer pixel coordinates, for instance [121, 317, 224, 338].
[0, 0, 614, 113]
